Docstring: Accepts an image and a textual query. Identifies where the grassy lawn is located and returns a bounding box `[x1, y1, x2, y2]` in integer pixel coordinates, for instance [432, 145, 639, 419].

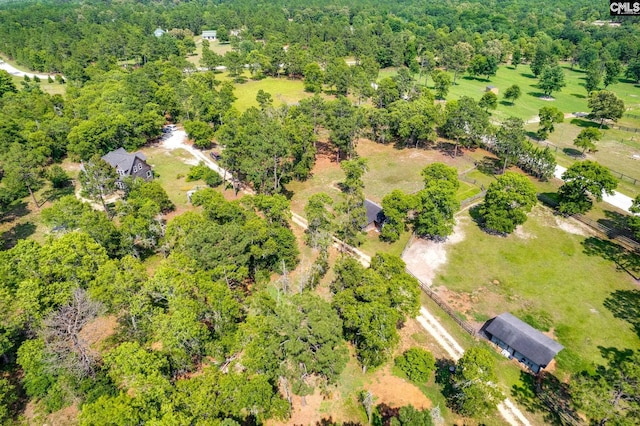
[186, 37, 233, 67]
[432, 205, 640, 378]
[527, 122, 640, 198]
[10, 74, 66, 96]
[231, 76, 311, 110]
[380, 63, 640, 124]
[138, 146, 200, 211]
[287, 138, 483, 221]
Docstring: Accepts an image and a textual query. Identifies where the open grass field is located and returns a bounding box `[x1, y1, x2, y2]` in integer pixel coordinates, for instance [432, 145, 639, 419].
[286, 138, 486, 258]
[10, 73, 65, 96]
[526, 122, 640, 198]
[231, 76, 311, 110]
[186, 37, 233, 67]
[432, 205, 640, 378]
[380, 63, 640, 123]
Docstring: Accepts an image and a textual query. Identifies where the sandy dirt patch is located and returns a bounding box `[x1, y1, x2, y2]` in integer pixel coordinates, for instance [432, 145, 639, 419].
[554, 216, 593, 236]
[513, 226, 536, 240]
[78, 314, 118, 351]
[402, 217, 467, 286]
[367, 365, 431, 410]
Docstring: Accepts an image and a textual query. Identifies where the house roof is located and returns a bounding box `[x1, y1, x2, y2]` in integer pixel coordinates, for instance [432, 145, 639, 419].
[364, 199, 384, 226]
[102, 148, 146, 174]
[154, 28, 165, 37]
[202, 30, 217, 37]
[486, 85, 497, 89]
[485, 313, 564, 367]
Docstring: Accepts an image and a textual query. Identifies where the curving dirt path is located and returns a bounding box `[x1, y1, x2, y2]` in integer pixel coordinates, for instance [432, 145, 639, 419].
[405, 220, 532, 426]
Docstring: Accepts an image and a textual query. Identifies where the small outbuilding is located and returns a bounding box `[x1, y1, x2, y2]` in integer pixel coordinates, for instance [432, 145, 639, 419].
[486, 85, 499, 95]
[202, 30, 217, 40]
[153, 28, 165, 38]
[484, 312, 564, 373]
[363, 199, 385, 232]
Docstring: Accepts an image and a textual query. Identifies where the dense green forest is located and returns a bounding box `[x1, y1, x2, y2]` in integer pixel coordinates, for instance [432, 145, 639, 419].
[1, 0, 640, 425]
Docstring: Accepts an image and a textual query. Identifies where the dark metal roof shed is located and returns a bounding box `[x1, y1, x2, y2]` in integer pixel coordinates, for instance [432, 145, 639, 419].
[485, 312, 564, 367]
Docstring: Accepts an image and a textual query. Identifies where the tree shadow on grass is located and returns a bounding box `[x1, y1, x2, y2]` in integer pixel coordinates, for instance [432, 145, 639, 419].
[434, 358, 456, 403]
[511, 370, 579, 425]
[316, 418, 362, 426]
[39, 184, 75, 206]
[0, 201, 30, 224]
[582, 236, 640, 280]
[476, 156, 501, 176]
[1, 221, 36, 249]
[571, 93, 586, 99]
[499, 100, 514, 106]
[562, 147, 584, 158]
[598, 346, 635, 364]
[527, 91, 550, 99]
[604, 290, 640, 338]
[521, 72, 536, 79]
[599, 210, 635, 239]
[570, 118, 607, 129]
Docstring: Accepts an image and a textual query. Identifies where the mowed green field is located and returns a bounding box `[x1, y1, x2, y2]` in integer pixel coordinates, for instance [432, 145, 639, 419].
[433, 206, 640, 378]
[380, 63, 640, 123]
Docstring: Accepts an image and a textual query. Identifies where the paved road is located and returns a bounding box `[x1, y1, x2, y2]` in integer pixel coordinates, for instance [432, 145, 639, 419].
[0, 59, 55, 80]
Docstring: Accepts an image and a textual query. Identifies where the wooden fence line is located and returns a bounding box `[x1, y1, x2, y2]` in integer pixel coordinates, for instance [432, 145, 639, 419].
[405, 268, 479, 338]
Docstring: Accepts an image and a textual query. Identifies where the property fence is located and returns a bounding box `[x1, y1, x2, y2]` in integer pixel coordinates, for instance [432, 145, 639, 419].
[405, 268, 479, 338]
[624, 112, 640, 120]
[537, 193, 640, 254]
[525, 137, 640, 186]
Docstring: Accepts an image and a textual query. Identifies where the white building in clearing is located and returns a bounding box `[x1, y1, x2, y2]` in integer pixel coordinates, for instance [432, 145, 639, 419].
[202, 30, 217, 40]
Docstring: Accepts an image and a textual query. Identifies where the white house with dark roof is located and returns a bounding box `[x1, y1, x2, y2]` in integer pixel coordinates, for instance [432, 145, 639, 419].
[484, 312, 564, 373]
[102, 148, 153, 190]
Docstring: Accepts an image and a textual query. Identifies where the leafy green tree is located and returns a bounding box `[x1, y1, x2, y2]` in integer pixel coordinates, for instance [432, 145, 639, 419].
[588, 90, 625, 128]
[440, 96, 489, 157]
[303, 62, 324, 93]
[443, 42, 474, 84]
[571, 350, 640, 425]
[573, 127, 602, 154]
[503, 84, 521, 105]
[395, 348, 436, 383]
[389, 405, 434, 426]
[479, 91, 498, 112]
[374, 77, 400, 109]
[538, 65, 566, 97]
[2, 143, 45, 208]
[123, 178, 173, 213]
[183, 120, 214, 149]
[242, 292, 348, 394]
[451, 347, 503, 417]
[431, 69, 451, 99]
[585, 66, 602, 93]
[558, 161, 618, 214]
[256, 89, 273, 111]
[46, 164, 71, 188]
[380, 189, 414, 242]
[477, 172, 538, 234]
[332, 255, 419, 369]
[325, 96, 364, 161]
[603, 60, 621, 88]
[79, 154, 118, 217]
[536, 106, 564, 140]
[495, 117, 526, 173]
[0, 378, 16, 423]
[304, 192, 334, 250]
[531, 45, 553, 77]
[324, 57, 351, 95]
[337, 158, 368, 245]
[388, 92, 441, 148]
[468, 54, 498, 80]
[511, 47, 522, 68]
[0, 70, 17, 97]
[627, 58, 640, 83]
[412, 163, 459, 240]
[628, 195, 640, 241]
